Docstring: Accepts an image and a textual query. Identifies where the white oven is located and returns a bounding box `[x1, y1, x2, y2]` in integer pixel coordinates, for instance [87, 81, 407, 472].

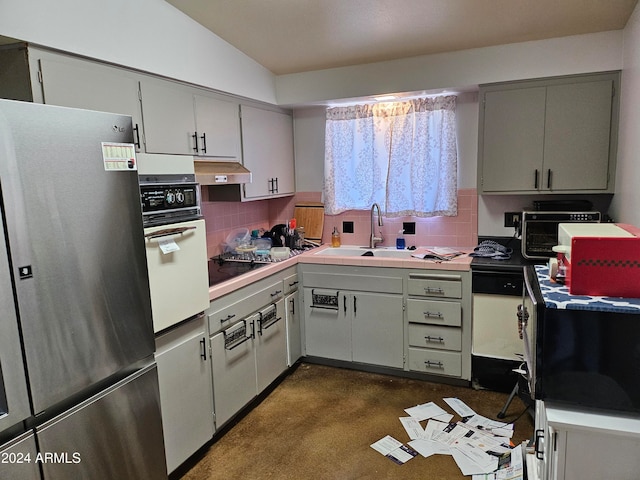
[139, 155, 210, 333]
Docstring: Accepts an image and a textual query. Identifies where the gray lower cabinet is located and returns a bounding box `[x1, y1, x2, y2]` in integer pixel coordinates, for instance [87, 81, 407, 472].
[284, 272, 302, 366]
[532, 400, 640, 480]
[406, 270, 471, 380]
[155, 315, 214, 473]
[302, 265, 405, 369]
[478, 71, 620, 194]
[207, 272, 291, 429]
[210, 319, 258, 428]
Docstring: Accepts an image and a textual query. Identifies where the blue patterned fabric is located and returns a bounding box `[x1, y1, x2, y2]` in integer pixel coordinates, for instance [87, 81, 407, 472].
[534, 265, 640, 314]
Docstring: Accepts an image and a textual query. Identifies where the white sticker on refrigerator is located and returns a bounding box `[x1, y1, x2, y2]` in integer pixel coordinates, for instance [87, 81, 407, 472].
[159, 238, 180, 254]
[101, 142, 137, 171]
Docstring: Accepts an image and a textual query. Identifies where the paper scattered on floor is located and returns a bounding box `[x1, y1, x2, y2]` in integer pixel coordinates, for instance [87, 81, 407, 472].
[370, 435, 418, 464]
[404, 401, 447, 421]
[371, 396, 525, 478]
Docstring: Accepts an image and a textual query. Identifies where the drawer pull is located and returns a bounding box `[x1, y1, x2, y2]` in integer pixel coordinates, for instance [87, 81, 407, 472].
[424, 287, 445, 295]
[423, 311, 444, 319]
[424, 335, 445, 344]
[270, 289, 283, 297]
[424, 360, 444, 369]
[289, 281, 299, 287]
[311, 289, 339, 310]
[220, 313, 236, 324]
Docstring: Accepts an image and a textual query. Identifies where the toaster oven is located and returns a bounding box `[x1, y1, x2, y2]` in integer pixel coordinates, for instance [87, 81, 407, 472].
[521, 211, 601, 260]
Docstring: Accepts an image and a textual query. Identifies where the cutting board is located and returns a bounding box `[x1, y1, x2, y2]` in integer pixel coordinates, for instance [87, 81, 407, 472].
[293, 202, 325, 243]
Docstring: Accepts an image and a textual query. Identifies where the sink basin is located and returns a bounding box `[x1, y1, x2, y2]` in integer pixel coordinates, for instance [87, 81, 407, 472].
[314, 246, 414, 258]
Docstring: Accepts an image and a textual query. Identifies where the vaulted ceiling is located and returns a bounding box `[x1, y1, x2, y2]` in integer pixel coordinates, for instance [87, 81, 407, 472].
[165, 0, 638, 75]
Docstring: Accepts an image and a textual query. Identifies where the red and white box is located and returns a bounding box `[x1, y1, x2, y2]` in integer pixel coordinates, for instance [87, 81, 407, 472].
[557, 223, 640, 298]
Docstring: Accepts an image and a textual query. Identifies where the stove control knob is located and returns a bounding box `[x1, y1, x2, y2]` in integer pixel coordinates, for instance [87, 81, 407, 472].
[175, 190, 185, 204]
[165, 190, 176, 205]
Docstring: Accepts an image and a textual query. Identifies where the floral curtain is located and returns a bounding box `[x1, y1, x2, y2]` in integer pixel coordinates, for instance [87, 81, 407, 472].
[324, 95, 458, 217]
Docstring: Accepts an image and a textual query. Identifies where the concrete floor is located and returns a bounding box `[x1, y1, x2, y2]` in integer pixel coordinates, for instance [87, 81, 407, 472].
[178, 363, 534, 480]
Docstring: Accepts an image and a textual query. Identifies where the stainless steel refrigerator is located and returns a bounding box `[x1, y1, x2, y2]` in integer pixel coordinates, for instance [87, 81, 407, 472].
[0, 99, 167, 479]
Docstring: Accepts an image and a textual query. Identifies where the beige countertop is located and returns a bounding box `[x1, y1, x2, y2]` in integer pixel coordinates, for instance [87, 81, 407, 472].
[209, 244, 473, 301]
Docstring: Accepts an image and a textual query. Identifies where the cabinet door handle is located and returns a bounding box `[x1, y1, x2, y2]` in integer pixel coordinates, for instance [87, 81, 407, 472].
[534, 169, 539, 189]
[290, 298, 295, 315]
[424, 287, 444, 295]
[547, 169, 552, 189]
[274, 177, 279, 193]
[353, 296, 357, 315]
[535, 429, 545, 459]
[200, 132, 207, 154]
[192, 131, 199, 153]
[424, 360, 444, 369]
[200, 338, 207, 360]
[133, 123, 141, 149]
[424, 335, 445, 344]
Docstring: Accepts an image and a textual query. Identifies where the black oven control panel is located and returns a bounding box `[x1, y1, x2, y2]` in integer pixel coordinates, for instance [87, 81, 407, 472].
[140, 184, 199, 212]
[139, 174, 202, 227]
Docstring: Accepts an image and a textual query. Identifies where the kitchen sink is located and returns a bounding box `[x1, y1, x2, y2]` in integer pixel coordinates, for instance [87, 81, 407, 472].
[314, 246, 414, 258]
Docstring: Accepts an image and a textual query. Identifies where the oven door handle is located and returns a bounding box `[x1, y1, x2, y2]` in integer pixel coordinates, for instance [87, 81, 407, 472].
[144, 226, 196, 239]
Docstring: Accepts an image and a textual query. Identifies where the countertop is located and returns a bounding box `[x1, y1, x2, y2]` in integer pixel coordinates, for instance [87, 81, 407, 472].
[534, 264, 640, 314]
[209, 244, 473, 300]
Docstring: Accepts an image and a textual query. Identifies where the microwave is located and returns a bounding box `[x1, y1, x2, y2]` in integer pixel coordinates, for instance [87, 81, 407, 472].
[521, 211, 601, 260]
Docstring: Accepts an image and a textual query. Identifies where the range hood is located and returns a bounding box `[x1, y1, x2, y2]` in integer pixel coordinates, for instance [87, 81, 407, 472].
[194, 161, 252, 185]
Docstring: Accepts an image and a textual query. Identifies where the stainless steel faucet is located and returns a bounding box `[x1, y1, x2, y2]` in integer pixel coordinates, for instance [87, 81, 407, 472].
[369, 203, 384, 248]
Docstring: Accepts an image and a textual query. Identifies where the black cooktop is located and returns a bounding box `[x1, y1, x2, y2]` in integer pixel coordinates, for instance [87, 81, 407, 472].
[208, 256, 267, 286]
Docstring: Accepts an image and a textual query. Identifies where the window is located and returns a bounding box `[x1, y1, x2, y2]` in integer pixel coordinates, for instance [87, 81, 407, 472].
[324, 95, 458, 217]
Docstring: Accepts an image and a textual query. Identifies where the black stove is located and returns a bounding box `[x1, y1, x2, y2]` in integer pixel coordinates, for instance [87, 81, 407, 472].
[208, 256, 267, 286]
[207, 247, 314, 287]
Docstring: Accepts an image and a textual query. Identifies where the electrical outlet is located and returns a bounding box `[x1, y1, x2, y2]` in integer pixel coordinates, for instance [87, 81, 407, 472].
[402, 222, 416, 235]
[504, 212, 521, 228]
[342, 221, 354, 234]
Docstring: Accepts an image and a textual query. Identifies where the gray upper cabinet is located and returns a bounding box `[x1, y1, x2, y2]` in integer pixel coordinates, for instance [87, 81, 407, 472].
[241, 105, 295, 200]
[140, 79, 196, 155]
[478, 72, 620, 194]
[193, 93, 241, 159]
[139, 78, 241, 159]
[0, 46, 145, 150]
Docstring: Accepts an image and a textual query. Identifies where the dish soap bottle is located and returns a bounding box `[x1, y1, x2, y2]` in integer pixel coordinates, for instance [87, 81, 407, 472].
[396, 229, 405, 249]
[331, 227, 341, 247]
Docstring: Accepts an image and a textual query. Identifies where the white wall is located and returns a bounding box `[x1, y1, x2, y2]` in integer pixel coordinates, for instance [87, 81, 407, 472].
[0, 0, 276, 103]
[611, 3, 640, 225]
[277, 31, 623, 106]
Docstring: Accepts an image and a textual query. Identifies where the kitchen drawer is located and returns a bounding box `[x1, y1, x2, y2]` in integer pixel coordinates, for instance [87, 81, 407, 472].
[406, 298, 461, 327]
[407, 347, 462, 377]
[407, 273, 462, 299]
[283, 271, 299, 295]
[207, 279, 283, 334]
[408, 323, 461, 351]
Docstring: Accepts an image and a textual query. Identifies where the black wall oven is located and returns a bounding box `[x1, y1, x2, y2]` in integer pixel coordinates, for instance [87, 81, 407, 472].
[522, 265, 640, 414]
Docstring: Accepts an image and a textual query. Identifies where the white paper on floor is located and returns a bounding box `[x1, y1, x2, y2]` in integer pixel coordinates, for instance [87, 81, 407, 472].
[371, 396, 525, 478]
[370, 435, 418, 465]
